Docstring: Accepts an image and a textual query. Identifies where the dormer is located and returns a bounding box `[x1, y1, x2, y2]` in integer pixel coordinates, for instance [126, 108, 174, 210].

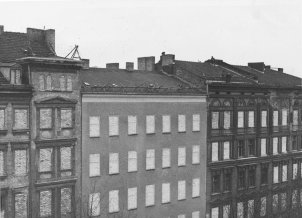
[0, 63, 23, 85]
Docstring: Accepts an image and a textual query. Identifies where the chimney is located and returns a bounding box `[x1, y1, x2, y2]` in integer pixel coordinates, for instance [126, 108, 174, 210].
[126, 62, 134, 71]
[248, 62, 265, 71]
[160, 52, 175, 66]
[45, 29, 55, 52]
[137, 56, 155, 71]
[27, 28, 55, 53]
[0, 25, 4, 35]
[82, 59, 90, 69]
[278, 68, 283, 73]
[106, 63, 119, 69]
[265, 65, 271, 70]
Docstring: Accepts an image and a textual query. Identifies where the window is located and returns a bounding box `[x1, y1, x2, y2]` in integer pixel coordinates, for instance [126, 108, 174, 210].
[281, 193, 287, 211]
[0, 150, 4, 176]
[261, 110, 267, 127]
[211, 112, 219, 129]
[292, 190, 298, 208]
[109, 190, 119, 213]
[128, 116, 137, 135]
[0, 191, 7, 218]
[178, 180, 186, 200]
[192, 211, 200, 218]
[292, 136, 297, 151]
[89, 154, 100, 177]
[162, 115, 171, 133]
[0, 108, 5, 129]
[261, 165, 268, 185]
[273, 110, 278, 126]
[89, 116, 100, 137]
[109, 116, 119, 136]
[39, 148, 53, 179]
[223, 141, 230, 160]
[248, 168, 256, 187]
[293, 163, 298, 179]
[46, 75, 52, 90]
[260, 138, 267, 156]
[282, 164, 287, 182]
[109, 153, 119, 174]
[127, 187, 137, 210]
[211, 207, 219, 218]
[238, 140, 245, 158]
[293, 110, 299, 126]
[192, 178, 200, 197]
[59, 76, 66, 91]
[273, 137, 278, 155]
[248, 111, 254, 127]
[14, 191, 28, 218]
[67, 76, 72, 91]
[238, 168, 245, 189]
[224, 172, 232, 192]
[128, 151, 137, 172]
[192, 145, 200, 164]
[247, 200, 254, 218]
[40, 108, 52, 129]
[212, 142, 219, 161]
[10, 69, 21, 85]
[272, 194, 278, 214]
[39, 75, 45, 91]
[146, 149, 155, 170]
[273, 166, 279, 183]
[14, 149, 27, 176]
[282, 109, 287, 126]
[40, 190, 52, 217]
[89, 192, 100, 216]
[162, 183, 170, 203]
[260, 197, 267, 217]
[145, 185, 155, 206]
[281, 136, 287, 153]
[162, 148, 171, 168]
[192, 114, 200, 131]
[248, 139, 255, 156]
[237, 111, 244, 128]
[178, 147, 186, 166]
[223, 111, 230, 129]
[60, 146, 73, 177]
[178, 114, 186, 132]
[146, 115, 155, 134]
[60, 109, 72, 128]
[212, 174, 220, 193]
[178, 215, 185, 218]
[237, 202, 244, 218]
[60, 187, 72, 216]
[14, 108, 28, 129]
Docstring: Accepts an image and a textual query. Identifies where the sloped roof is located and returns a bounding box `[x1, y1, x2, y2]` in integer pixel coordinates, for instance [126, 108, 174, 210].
[0, 72, 9, 84]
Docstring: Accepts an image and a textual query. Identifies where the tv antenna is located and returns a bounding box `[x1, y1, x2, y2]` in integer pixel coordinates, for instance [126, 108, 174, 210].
[65, 45, 81, 60]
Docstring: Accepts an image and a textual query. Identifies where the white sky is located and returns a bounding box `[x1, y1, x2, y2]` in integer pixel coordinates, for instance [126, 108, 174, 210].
[1, 0, 301, 76]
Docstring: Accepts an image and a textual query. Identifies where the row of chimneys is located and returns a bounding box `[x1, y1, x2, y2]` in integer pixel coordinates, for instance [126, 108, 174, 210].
[248, 62, 283, 73]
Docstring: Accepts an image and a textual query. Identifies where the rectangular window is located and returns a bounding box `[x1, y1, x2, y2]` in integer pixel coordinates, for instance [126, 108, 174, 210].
[109, 190, 119, 213]
[178, 114, 186, 132]
[282, 164, 287, 182]
[128, 151, 137, 172]
[238, 140, 245, 158]
[109, 116, 119, 136]
[261, 165, 268, 185]
[14, 149, 27, 176]
[282, 109, 287, 126]
[59, 76, 66, 91]
[14, 191, 27, 218]
[89, 154, 100, 177]
[212, 174, 220, 193]
[281, 193, 287, 211]
[260, 197, 267, 217]
[178, 180, 186, 200]
[211, 207, 219, 218]
[292, 190, 298, 208]
[14, 109, 28, 129]
[192, 145, 200, 164]
[146, 115, 155, 134]
[293, 110, 299, 126]
[162, 183, 170, 203]
[223, 205, 231, 218]
[39, 148, 53, 179]
[212, 112, 219, 129]
[293, 163, 298, 179]
[192, 114, 200, 131]
[281, 136, 287, 153]
[46, 75, 52, 90]
[127, 187, 137, 210]
[0, 109, 5, 129]
[146, 149, 155, 170]
[248, 111, 254, 127]
[223, 141, 230, 160]
[60, 187, 71, 216]
[273, 137, 278, 155]
[273, 166, 279, 183]
[39, 108, 52, 129]
[248, 139, 255, 156]
[237, 202, 244, 218]
[260, 138, 267, 156]
[237, 111, 244, 128]
[248, 168, 256, 187]
[273, 110, 278, 126]
[60, 147, 72, 177]
[247, 200, 254, 218]
[192, 211, 200, 218]
[261, 110, 267, 127]
[238, 169, 245, 189]
[192, 178, 200, 198]
[39, 190, 52, 217]
[109, 153, 119, 174]
[272, 194, 278, 214]
[223, 111, 230, 129]
[162, 148, 171, 168]
[292, 136, 297, 150]
[39, 75, 45, 91]
[60, 109, 72, 128]
[128, 115, 137, 135]
[67, 76, 72, 91]
[0, 150, 4, 176]
[212, 142, 219, 162]
[162, 115, 171, 133]
[224, 172, 232, 192]
[145, 185, 155, 206]
[89, 116, 100, 137]
[178, 147, 186, 166]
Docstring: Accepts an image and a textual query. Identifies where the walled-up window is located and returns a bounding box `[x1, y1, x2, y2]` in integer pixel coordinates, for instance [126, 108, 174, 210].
[177, 180, 186, 200]
[146, 115, 155, 134]
[162, 115, 171, 133]
[192, 178, 200, 198]
[14, 191, 27, 218]
[0, 109, 5, 129]
[128, 115, 137, 135]
[145, 185, 155, 206]
[146, 149, 155, 170]
[127, 187, 137, 210]
[109, 190, 119, 213]
[89, 192, 100, 216]
[14, 149, 27, 176]
[89, 116, 100, 137]
[192, 114, 200, 131]
[14, 108, 28, 130]
[40, 190, 52, 217]
[162, 148, 171, 168]
[161, 183, 170, 203]
[178, 115, 186, 132]
[89, 154, 100, 177]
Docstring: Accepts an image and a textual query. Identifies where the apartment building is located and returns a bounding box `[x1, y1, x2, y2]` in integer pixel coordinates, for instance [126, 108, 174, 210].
[157, 53, 302, 218]
[80, 61, 207, 218]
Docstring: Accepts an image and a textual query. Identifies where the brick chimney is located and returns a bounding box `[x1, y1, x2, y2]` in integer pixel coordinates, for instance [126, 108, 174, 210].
[45, 29, 55, 51]
[248, 62, 265, 72]
[0, 25, 4, 35]
[160, 52, 175, 66]
[27, 28, 55, 53]
[126, 62, 134, 71]
[137, 57, 155, 71]
[106, 63, 119, 69]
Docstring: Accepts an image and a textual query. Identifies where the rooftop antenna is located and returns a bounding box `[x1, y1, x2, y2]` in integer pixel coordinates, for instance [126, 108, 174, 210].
[65, 45, 81, 60]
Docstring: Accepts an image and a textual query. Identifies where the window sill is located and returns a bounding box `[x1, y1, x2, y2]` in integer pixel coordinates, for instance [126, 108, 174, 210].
[40, 90, 73, 93]
[211, 192, 221, 196]
[12, 129, 30, 134]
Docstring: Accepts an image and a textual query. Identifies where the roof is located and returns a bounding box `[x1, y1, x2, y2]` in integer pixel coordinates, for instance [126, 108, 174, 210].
[0, 31, 55, 62]
[0, 72, 9, 84]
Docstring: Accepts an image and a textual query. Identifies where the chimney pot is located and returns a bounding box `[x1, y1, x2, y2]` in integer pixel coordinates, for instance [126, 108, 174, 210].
[106, 63, 119, 69]
[126, 62, 134, 71]
[0, 25, 4, 35]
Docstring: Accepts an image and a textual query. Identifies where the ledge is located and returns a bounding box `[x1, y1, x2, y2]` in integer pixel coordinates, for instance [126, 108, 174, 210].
[35, 176, 77, 188]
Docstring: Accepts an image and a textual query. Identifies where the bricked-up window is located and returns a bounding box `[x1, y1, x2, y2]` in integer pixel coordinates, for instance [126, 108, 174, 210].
[14, 149, 27, 176]
[261, 110, 267, 127]
[223, 205, 231, 218]
[0, 150, 4, 176]
[293, 162, 298, 179]
[60, 146, 73, 177]
[238, 168, 246, 189]
[59, 76, 66, 91]
[248, 139, 256, 156]
[89, 192, 100, 216]
[40, 109, 52, 129]
[192, 178, 200, 198]
[109, 153, 119, 174]
[146, 115, 155, 134]
[248, 111, 254, 127]
[282, 109, 288, 126]
[146, 149, 155, 170]
[293, 110, 299, 126]
[273, 137, 278, 155]
[40, 190, 52, 217]
[281, 136, 287, 153]
[67, 76, 72, 91]
[14, 191, 27, 218]
[223, 111, 231, 129]
[89, 154, 100, 177]
[223, 141, 230, 160]
[192, 114, 200, 131]
[145, 185, 155, 206]
[39, 148, 53, 179]
[211, 207, 219, 218]
[211, 112, 219, 129]
[128, 116, 137, 135]
[260, 197, 267, 217]
[212, 173, 220, 193]
[162, 148, 171, 168]
[61, 187, 72, 216]
[260, 138, 267, 156]
[109, 190, 119, 213]
[89, 116, 100, 137]
[162, 115, 171, 133]
[178, 180, 186, 200]
[128, 151, 137, 172]
[127, 187, 137, 210]
[273, 110, 279, 126]
[211, 142, 219, 162]
[162, 183, 170, 203]
[14, 108, 28, 129]
[109, 116, 119, 136]
[237, 111, 244, 128]
[60, 109, 73, 128]
[238, 140, 245, 158]
[192, 145, 200, 164]
[178, 114, 186, 132]
[237, 202, 244, 218]
[247, 200, 254, 218]
[0, 109, 5, 129]
[273, 165, 279, 183]
[261, 165, 268, 185]
[46, 75, 52, 90]
[272, 194, 278, 214]
[178, 147, 186, 166]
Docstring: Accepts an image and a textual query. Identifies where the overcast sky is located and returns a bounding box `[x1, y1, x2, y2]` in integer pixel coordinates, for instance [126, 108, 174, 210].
[1, 0, 301, 76]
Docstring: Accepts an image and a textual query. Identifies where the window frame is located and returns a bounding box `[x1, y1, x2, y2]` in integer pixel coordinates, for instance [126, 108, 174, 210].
[13, 106, 29, 130]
